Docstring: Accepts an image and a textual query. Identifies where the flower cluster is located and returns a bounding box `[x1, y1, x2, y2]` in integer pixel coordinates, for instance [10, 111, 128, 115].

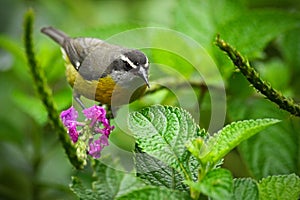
[60, 105, 114, 158]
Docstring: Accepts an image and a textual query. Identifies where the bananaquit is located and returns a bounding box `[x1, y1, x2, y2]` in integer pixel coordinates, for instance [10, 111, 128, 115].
[41, 26, 150, 108]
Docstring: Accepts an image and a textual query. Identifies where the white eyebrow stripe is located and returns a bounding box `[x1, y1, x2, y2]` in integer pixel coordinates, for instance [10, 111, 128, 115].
[144, 56, 149, 68]
[120, 54, 138, 69]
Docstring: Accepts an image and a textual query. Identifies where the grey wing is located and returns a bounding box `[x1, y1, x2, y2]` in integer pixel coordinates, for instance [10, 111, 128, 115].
[64, 38, 122, 80]
[64, 38, 101, 71]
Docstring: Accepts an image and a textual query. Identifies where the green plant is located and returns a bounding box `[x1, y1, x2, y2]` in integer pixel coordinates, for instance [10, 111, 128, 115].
[15, 0, 300, 199]
[70, 105, 300, 199]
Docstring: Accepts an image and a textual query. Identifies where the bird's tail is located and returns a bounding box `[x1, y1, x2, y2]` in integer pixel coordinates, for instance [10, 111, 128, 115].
[41, 26, 69, 46]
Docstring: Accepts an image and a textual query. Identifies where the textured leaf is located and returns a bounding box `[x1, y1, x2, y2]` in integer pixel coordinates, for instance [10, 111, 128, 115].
[258, 174, 300, 200]
[135, 146, 188, 191]
[117, 187, 191, 200]
[70, 160, 146, 200]
[186, 168, 233, 200]
[70, 177, 97, 200]
[129, 105, 205, 179]
[201, 118, 280, 165]
[240, 120, 300, 179]
[200, 168, 233, 200]
[232, 178, 259, 200]
[219, 10, 300, 58]
[180, 146, 202, 182]
[92, 160, 146, 199]
[236, 100, 300, 179]
[71, 160, 190, 200]
[94, 158, 188, 200]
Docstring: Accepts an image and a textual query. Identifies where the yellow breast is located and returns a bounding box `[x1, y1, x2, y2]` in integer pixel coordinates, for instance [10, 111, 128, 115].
[65, 63, 146, 105]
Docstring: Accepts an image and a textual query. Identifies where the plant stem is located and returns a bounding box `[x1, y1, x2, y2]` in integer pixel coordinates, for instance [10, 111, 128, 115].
[215, 35, 300, 117]
[144, 81, 210, 96]
[23, 9, 84, 169]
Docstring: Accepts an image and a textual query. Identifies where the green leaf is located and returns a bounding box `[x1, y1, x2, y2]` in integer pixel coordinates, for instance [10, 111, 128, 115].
[117, 187, 191, 200]
[71, 160, 190, 200]
[282, 28, 300, 70]
[92, 160, 146, 199]
[185, 168, 233, 200]
[232, 178, 259, 200]
[129, 105, 205, 180]
[201, 118, 280, 165]
[258, 174, 300, 200]
[173, 0, 246, 80]
[70, 177, 97, 200]
[240, 120, 300, 179]
[135, 146, 188, 191]
[70, 160, 147, 200]
[236, 100, 300, 179]
[219, 10, 300, 58]
[174, 0, 245, 49]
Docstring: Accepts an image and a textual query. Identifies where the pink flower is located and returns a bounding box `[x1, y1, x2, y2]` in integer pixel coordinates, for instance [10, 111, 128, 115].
[60, 106, 78, 126]
[83, 105, 115, 137]
[83, 105, 106, 127]
[88, 134, 109, 158]
[68, 122, 79, 143]
[60, 105, 114, 158]
[60, 107, 79, 143]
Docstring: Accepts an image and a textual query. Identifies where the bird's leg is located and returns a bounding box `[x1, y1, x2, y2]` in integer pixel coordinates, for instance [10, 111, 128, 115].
[74, 94, 86, 109]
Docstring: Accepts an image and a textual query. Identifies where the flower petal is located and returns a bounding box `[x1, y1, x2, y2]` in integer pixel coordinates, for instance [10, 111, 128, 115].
[60, 106, 78, 126]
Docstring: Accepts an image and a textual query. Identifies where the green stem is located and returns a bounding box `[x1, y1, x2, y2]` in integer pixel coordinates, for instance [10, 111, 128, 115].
[23, 9, 84, 169]
[190, 188, 200, 200]
[216, 35, 300, 117]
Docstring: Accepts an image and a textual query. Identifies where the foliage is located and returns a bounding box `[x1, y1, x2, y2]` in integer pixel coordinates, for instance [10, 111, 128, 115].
[71, 105, 283, 199]
[70, 160, 190, 200]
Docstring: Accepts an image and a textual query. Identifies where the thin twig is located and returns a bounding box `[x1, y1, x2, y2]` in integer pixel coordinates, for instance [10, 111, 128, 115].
[215, 35, 300, 117]
[145, 81, 212, 96]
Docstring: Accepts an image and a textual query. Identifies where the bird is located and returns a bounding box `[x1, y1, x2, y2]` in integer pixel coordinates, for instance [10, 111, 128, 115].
[41, 26, 150, 108]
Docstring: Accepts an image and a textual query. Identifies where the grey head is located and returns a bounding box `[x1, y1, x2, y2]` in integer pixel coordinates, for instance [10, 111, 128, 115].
[109, 50, 150, 88]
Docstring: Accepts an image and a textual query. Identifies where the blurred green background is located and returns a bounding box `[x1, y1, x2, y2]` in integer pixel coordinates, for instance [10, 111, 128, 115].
[1, 0, 300, 199]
